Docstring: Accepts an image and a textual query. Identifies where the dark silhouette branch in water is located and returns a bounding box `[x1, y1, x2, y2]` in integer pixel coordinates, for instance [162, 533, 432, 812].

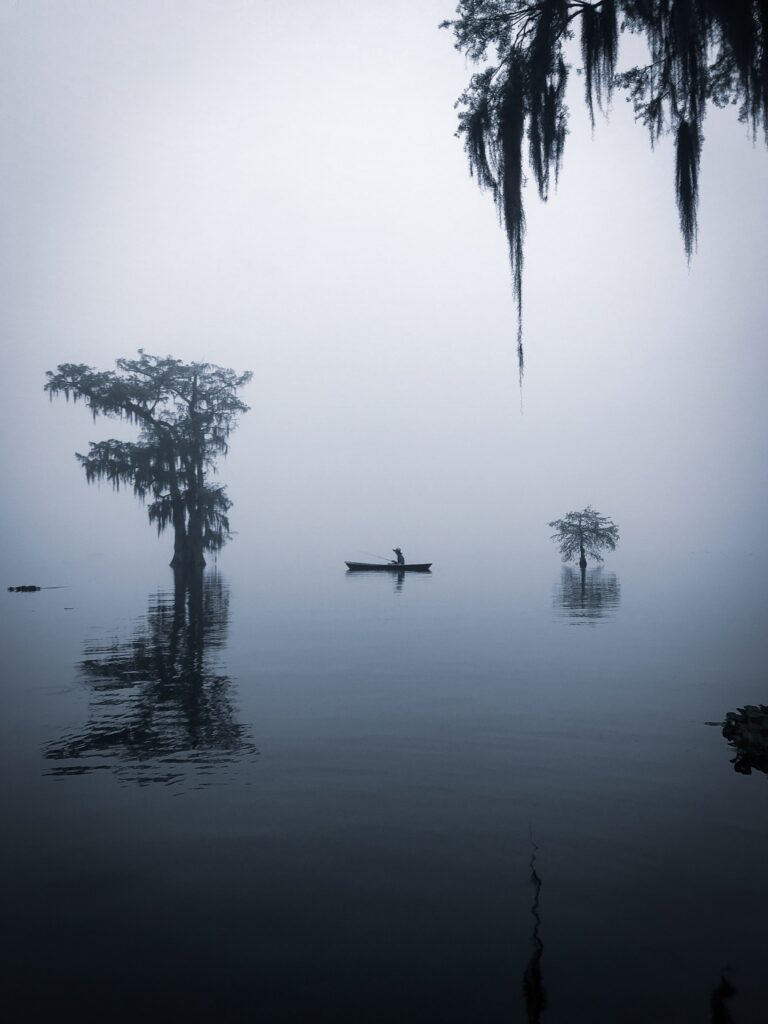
[45, 352, 251, 569]
[710, 971, 737, 1024]
[523, 834, 547, 1023]
[721, 704, 768, 775]
[442, 2, 768, 376]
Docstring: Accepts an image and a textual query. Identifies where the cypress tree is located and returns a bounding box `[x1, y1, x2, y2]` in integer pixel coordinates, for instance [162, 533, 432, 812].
[45, 352, 252, 569]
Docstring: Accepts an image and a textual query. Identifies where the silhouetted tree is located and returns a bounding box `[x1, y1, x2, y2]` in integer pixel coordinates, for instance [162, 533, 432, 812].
[549, 505, 619, 567]
[44, 571, 257, 786]
[45, 352, 251, 568]
[522, 836, 547, 1023]
[442, 2, 768, 375]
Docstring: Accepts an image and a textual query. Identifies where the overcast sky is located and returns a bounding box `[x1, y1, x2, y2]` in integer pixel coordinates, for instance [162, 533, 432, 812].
[1, 1, 766, 578]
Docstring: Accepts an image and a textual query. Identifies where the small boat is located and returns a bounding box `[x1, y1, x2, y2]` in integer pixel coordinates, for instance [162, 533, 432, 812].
[345, 561, 432, 572]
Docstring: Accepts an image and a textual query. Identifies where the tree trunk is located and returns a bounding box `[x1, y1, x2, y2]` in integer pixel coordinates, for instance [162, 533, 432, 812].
[579, 542, 587, 569]
[170, 519, 191, 568]
[170, 525, 205, 569]
[166, 438, 198, 568]
[185, 491, 206, 569]
[184, 398, 207, 570]
[186, 527, 206, 569]
[169, 493, 192, 567]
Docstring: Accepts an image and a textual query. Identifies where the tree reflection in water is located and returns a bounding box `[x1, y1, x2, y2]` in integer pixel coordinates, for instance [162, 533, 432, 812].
[555, 567, 620, 624]
[44, 570, 257, 787]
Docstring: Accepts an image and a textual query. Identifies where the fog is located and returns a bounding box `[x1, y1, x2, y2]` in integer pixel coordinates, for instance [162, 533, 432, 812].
[1, 0, 766, 579]
[3, 9, 768, 1018]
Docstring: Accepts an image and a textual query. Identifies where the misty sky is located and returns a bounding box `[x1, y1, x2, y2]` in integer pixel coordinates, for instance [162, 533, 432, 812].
[1, 1, 766, 578]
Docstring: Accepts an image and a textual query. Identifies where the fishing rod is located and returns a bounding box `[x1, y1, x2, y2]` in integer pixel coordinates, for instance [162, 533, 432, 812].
[357, 550, 395, 563]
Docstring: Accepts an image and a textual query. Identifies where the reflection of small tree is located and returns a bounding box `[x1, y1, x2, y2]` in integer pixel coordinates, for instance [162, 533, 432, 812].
[556, 567, 620, 622]
[548, 506, 619, 569]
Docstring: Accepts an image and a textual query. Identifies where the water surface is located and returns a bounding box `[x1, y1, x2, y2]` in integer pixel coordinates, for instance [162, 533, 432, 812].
[2, 548, 766, 1022]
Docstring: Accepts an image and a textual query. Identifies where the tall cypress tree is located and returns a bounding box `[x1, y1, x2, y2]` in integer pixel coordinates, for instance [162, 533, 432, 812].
[45, 352, 252, 568]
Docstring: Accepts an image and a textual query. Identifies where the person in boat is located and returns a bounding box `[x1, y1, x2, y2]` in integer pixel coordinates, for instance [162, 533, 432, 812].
[392, 547, 405, 565]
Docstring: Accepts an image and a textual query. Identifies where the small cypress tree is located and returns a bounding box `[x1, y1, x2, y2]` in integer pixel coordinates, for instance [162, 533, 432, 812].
[548, 505, 619, 567]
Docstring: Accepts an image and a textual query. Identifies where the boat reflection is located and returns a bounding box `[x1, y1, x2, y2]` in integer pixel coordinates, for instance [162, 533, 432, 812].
[554, 567, 620, 624]
[721, 704, 768, 775]
[345, 567, 429, 594]
[44, 570, 257, 786]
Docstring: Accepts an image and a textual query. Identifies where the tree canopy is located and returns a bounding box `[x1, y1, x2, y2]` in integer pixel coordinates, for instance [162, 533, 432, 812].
[45, 352, 252, 568]
[442, 1, 768, 376]
[548, 505, 619, 565]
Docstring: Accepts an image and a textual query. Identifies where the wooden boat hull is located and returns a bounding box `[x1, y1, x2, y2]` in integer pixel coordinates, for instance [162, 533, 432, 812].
[345, 561, 432, 572]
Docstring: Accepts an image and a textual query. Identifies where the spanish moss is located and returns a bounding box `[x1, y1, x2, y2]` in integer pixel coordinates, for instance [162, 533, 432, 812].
[675, 118, 702, 257]
[45, 352, 251, 569]
[443, 1, 768, 374]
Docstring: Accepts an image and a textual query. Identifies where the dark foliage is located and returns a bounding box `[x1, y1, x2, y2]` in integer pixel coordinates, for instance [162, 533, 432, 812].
[443, 2, 768, 374]
[722, 703, 768, 774]
[45, 352, 251, 567]
[548, 504, 619, 564]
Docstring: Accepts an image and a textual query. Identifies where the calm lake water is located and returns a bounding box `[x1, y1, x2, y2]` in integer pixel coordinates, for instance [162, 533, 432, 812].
[2, 548, 766, 1022]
